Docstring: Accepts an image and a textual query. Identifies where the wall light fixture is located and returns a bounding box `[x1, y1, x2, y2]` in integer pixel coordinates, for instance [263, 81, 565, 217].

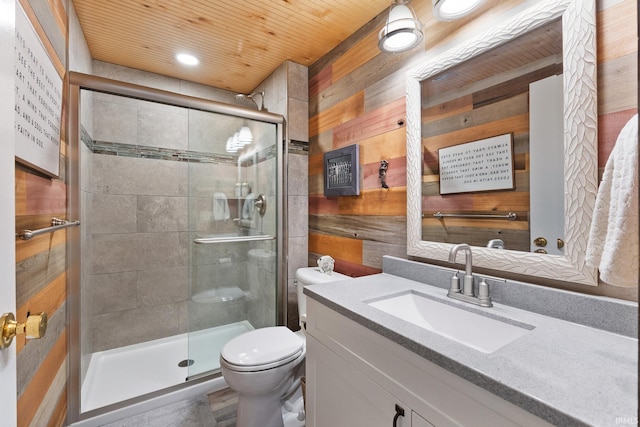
[378, 0, 423, 53]
[432, 0, 483, 21]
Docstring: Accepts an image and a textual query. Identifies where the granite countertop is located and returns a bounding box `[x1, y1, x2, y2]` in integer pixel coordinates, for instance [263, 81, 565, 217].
[304, 273, 638, 427]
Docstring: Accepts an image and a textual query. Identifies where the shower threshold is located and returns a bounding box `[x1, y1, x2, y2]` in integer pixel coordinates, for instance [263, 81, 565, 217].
[81, 320, 254, 412]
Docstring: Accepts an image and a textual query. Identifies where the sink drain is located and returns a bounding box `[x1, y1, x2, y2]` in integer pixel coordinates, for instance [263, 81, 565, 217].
[178, 359, 194, 368]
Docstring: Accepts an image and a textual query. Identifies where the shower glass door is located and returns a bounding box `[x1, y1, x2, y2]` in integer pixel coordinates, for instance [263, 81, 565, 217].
[186, 111, 281, 379]
[69, 72, 285, 420]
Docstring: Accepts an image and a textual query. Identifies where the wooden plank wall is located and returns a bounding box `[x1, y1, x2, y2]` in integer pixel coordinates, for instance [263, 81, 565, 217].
[15, 0, 69, 426]
[596, 0, 638, 174]
[308, 0, 637, 300]
[308, 8, 412, 276]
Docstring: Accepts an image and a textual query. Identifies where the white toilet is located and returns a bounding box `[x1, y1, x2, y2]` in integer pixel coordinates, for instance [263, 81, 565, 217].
[220, 265, 350, 427]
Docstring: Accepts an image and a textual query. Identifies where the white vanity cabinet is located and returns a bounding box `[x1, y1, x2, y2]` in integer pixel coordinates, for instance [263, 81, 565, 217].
[306, 334, 414, 426]
[305, 299, 552, 427]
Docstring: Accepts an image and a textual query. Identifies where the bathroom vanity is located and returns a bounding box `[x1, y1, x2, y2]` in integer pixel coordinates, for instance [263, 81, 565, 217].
[305, 300, 549, 426]
[304, 257, 637, 427]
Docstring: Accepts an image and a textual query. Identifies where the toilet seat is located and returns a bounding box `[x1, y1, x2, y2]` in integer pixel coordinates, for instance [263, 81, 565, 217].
[221, 326, 304, 372]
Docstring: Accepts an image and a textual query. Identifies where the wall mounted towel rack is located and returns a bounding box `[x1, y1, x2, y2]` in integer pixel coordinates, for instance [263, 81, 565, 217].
[432, 212, 517, 221]
[17, 217, 80, 241]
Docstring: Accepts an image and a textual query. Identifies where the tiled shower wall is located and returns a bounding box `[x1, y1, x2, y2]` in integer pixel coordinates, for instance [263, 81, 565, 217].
[254, 60, 310, 330]
[84, 94, 187, 354]
[86, 95, 208, 352]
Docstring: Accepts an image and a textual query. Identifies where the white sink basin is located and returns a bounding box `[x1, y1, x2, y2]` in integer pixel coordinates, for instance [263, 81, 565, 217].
[368, 292, 533, 354]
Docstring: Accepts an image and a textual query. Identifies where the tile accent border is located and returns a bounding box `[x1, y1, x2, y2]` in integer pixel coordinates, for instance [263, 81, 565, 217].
[81, 126, 276, 165]
[288, 139, 309, 155]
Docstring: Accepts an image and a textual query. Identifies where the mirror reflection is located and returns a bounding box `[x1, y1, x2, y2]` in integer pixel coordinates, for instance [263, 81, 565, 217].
[407, 0, 598, 285]
[420, 19, 563, 254]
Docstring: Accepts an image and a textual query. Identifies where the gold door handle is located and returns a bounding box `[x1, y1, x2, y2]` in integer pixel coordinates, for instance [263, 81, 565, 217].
[0, 312, 48, 349]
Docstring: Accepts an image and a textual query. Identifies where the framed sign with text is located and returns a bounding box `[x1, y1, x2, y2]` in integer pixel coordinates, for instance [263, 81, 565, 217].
[323, 144, 360, 197]
[438, 133, 515, 195]
[14, 4, 63, 178]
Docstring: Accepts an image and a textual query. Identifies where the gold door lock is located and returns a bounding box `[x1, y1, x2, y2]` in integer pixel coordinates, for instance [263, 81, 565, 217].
[0, 312, 47, 349]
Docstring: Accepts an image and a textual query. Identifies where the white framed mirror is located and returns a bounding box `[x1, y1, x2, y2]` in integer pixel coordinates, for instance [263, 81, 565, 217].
[406, 0, 598, 286]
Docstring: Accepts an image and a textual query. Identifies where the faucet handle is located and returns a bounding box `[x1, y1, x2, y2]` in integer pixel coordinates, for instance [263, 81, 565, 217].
[477, 279, 493, 307]
[449, 273, 461, 294]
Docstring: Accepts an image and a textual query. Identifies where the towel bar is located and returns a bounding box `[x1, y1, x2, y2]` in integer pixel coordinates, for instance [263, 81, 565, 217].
[17, 217, 80, 241]
[432, 212, 517, 221]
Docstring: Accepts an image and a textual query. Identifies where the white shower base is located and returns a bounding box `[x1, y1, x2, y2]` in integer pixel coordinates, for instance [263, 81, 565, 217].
[81, 321, 254, 412]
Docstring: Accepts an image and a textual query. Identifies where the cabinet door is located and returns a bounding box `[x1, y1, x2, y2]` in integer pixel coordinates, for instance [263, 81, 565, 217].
[306, 335, 410, 427]
[412, 411, 435, 427]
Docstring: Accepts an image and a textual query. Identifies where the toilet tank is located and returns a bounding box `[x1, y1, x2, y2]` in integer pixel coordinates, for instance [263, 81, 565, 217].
[295, 267, 351, 329]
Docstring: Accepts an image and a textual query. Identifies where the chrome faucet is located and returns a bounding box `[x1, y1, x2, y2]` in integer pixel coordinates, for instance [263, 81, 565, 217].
[447, 243, 492, 307]
[486, 239, 505, 249]
[448, 244, 474, 295]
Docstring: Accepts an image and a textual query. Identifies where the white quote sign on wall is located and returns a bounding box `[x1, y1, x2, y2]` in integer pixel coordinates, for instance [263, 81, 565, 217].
[14, 4, 63, 177]
[438, 133, 515, 195]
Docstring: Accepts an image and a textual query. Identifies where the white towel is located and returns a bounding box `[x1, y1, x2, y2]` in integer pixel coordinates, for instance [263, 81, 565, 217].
[212, 192, 230, 221]
[242, 193, 257, 219]
[585, 114, 638, 287]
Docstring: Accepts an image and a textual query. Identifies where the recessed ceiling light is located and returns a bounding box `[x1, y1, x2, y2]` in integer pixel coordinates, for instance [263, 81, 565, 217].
[176, 53, 199, 66]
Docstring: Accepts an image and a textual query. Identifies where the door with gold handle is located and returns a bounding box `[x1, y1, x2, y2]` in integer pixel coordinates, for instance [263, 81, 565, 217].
[0, 312, 48, 349]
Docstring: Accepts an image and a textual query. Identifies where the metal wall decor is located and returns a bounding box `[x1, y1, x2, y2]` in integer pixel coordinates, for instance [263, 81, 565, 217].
[379, 160, 389, 189]
[323, 144, 360, 197]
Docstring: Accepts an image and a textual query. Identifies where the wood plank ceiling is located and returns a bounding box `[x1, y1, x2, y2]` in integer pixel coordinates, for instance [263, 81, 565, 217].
[71, 0, 393, 94]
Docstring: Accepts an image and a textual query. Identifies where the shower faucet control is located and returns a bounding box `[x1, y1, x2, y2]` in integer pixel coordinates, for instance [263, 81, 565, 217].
[254, 194, 267, 216]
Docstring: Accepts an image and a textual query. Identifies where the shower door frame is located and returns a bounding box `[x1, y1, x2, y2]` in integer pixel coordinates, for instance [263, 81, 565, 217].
[66, 71, 287, 422]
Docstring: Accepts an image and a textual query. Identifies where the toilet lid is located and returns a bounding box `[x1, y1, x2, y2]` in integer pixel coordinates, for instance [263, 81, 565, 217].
[221, 326, 303, 368]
